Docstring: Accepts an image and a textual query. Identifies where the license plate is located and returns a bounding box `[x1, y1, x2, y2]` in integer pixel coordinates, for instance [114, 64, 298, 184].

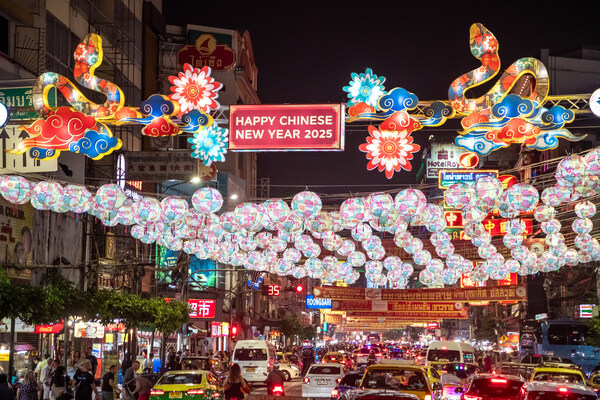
[245, 367, 256, 372]
[317, 379, 328, 385]
[169, 393, 182, 399]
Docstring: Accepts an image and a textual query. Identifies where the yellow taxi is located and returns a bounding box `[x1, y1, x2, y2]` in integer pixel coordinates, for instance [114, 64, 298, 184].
[149, 370, 223, 400]
[424, 366, 441, 386]
[588, 372, 600, 395]
[530, 366, 587, 385]
[359, 360, 442, 400]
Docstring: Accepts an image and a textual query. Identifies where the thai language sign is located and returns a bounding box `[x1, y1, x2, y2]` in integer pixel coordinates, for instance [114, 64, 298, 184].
[229, 104, 344, 151]
[438, 169, 498, 188]
[313, 285, 527, 302]
[332, 301, 468, 319]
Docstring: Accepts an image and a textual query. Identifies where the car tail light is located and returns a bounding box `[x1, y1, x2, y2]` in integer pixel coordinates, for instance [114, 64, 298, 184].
[463, 396, 482, 400]
[376, 353, 382, 357]
[304, 377, 310, 384]
[490, 378, 507, 384]
[187, 389, 205, 395]
[331, 389, 340, 398]
[150, 390, 164, 396]
[559, 387, 568, 393]
[336, 378, 342, 384]
[272, 386, 284, 393]
[424, 395, 432, 400]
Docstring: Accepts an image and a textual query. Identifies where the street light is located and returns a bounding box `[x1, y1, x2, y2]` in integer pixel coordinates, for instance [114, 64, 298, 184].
[190, 177, 201, 184]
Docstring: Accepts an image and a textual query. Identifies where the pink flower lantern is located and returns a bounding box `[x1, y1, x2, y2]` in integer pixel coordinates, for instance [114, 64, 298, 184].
[444, 182, 474, 210]
[0, 176, 32, 204]
[95, 183, 126, 210]
[161, 196, 189, 223]
[31, 181, 63, 210]
[291, 191, 322, 219]
[192, 187, 223, 214]
[351, 223, 372, 241]
[133, 197, 162, 225]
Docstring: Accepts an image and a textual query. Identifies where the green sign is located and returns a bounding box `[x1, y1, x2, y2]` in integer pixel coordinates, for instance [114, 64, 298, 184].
[0, 86, 57, 121]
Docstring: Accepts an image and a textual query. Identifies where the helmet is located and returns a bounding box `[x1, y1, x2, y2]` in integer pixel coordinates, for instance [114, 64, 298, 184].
[273, 363, 280, 370]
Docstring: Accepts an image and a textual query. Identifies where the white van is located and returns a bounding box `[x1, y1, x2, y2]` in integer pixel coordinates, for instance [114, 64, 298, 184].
[232, 340, 277, 383]
[426, 341, 475, 365]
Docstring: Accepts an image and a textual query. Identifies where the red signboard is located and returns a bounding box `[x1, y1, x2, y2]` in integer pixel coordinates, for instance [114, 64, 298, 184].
[166, 298, 216, 319]
[444, 211, 533, 237]
[211, 322, 222, 337]
[35, 322, 64, 334]
[332, 301, 468, 319]
[228, 104, 344, 151]
[427, 322, 440, 329]
[177, 33, 236, 71]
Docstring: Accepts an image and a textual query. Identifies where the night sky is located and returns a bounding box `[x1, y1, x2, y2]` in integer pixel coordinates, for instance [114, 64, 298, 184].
[164, 1, 600, 196]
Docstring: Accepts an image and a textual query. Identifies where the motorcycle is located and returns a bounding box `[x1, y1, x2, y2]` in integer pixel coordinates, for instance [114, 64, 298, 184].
[269, 384, 285, 396]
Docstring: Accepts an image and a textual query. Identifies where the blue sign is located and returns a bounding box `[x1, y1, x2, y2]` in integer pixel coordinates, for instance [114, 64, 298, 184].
[305, 295, 332, 309]
[438, 169, 498, 188]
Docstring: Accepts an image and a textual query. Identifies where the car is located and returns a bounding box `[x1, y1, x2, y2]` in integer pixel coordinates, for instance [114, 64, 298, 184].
[359, 360, 442, 400]
[458, 373, 525, 400]
[436, 362, 481, 380]
[180, 357, 212, 372]
[356, 347, 384, 366]
[530, 366, 587, 385]
[587, 372, 600, 395]
[278, 361, 301, 381]
[340, 389, 419, 400]
[303, 363, 345, 398]
[424, 366, 441, 386]
[149, 370, 223, 400]
[516, 381, 597, 400]
[331, 371, 364, 399]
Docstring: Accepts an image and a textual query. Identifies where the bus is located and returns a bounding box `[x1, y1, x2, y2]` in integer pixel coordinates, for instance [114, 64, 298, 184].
[367, 333, 381, 343]
[520, 319, 600, 373]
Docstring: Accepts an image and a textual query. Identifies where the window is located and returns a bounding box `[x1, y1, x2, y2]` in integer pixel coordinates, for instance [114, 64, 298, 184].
[308, 366, 341, 375]
[362, 369, 428, 391]
[528, 392, 596, 400]
[429, 368, 440, 379]
[532, 372, 584, 384]
[0, 15, 8, 55]
[548, 324, 589, 346]
[339, 374, 361, 386]
[158, 374, 203, 385]
[206, 373, 218, 386]
[427, 349, 461, 362]
[467, 378, 524, 397]
[234, 348, 267, 361]
[45, 13, 72, 76]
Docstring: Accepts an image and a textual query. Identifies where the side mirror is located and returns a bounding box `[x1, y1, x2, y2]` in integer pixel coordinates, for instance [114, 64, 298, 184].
[454, 387, 464, 393]
[433, 382, 443, 391]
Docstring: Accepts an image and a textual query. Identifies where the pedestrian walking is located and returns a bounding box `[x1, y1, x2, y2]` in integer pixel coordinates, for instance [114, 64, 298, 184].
[17, 372, 41, 400]
[101, 365, 118, 400]
[223, 364, 250, 400]
[131, 375, 153, 400]
[84, 349, 98, 378]
[142, 354, 153, 374]
[0, 374, 13, 400]
[42, 359, 57, 400]
[72, 361, 98, 400]
[122, 361, 139, 400]
[50, 366, 70, 400]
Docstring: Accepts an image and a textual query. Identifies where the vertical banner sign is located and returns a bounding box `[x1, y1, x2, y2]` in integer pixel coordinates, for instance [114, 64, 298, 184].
[229, 104, 345, 151]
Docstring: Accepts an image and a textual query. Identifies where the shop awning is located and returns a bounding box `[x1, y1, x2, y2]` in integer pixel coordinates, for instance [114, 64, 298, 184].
[15, 343, 35, 351]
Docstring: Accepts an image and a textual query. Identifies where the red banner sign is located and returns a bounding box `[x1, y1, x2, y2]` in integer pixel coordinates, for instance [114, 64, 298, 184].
[333, 301, 468, 319]
[211, 322, 222, 337]
[444, 212, 533, 237]
[35, 322, 64, 334]
[177, 35, 236, 71]
[314, 285, 527, 302]
[229, 104, 344, 151]
[165, 298, 216, 318]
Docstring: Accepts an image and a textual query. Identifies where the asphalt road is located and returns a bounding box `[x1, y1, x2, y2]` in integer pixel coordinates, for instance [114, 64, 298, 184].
[248, 378, 306, 399]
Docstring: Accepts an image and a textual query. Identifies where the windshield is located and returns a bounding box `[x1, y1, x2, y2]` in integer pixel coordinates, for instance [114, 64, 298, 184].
[158, 373, 204, 385]
[440, 363, 480, 379]
[360, 347, 380, 354]
[593, 376, 600, 385]
[427, 349, 460, 362]
[234, 348, 268, 361]
[467, 378, 523, 397]
[532, 372, 584, 384]
[362, 369, 428, 391]
[309, 366, 341, 375]
[340, 374, 361, 386]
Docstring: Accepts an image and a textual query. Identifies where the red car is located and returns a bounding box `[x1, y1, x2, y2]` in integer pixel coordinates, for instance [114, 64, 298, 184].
[460, 374, 525, 400]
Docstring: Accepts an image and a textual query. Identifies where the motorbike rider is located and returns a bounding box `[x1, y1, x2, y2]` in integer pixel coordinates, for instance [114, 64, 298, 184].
[265, 363, 286, 395]
[366, 349, 377, 366]
[301, 347, 314, 376]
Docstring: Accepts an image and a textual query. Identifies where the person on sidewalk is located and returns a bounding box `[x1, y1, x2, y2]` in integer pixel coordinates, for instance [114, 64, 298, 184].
[123, 361, 139, 400]
[17, 372, 41, 400]
[131, 375, 152, 400]
[83, 349, 97, 378]
[72, 361, 98, 400]
[142, 355, 153, 374]
[101, 366, 119, 400]
[50, 366, 69, 400]
[42, 359, 57, 400]
[0, 374, 14, 400]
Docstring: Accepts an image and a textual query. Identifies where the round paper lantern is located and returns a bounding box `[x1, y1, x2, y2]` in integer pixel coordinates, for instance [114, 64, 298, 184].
[584, 147, 600, 175]
[413, 250, 432, 266]
[541, 219, 562, 234]
[464, 222, 485, 238]
[426, 218, 447, 233]
[573, 218, 593, 235]
[394, 231, 412, 248]
[0, 176, 32, 204]
[575, 233, 594, 250]
[575, 201, 596, 218]
[430, 232, 451, 247]
[192, 187, 223, 214]
[459, 260, 474, 274]
[446, 254, 463, 269]
[263, 198, 291, 224]
[31, 181, 63, 210]
[278, 212, 303, 234]
[541, 187, 562, 207]
[322, 232, 343, 251]
[383, 256, 402, 271]
[283, 248, 302, 263]
[60, 185, 91, 213]
[351, 223, 372, 241]
[507, 184, 539, 212]
[337, 239, 356, 257]
[291, 191, 322, 219]
[218, 212, 238, 233]
[462, 207, 487, 223]
[507, 219, 526, 235]
[478, 244, 497, 259]
[233, 203, 260, 231]
[303, 243, 321, 258]
[498, 190, 520, 219]
[556, 155, 587, 187]
[95, 184, 126, 210]
[444, 182, 474, 210]
[419, 269, 436, 285]
[306, 212, 333, 233]
[51, 194, 70, 213]
[362, 236, 382, 252]
[425, 259, 444, 273]
[294, 234, 313, 252]
[366, 192, 394, 218]
[474, 175, 503, 212]
[367, 247, 386, 261]
[254, 232, 272, 249]
[556, 185, 581, 204]
[442, 268, 460, 285]
[161, 196, 189, 223]
[329, 211, 343, 232]
[435, 244, 455, 258]
[339, 197, 366, 229]
[394, 189, 426, 218]
[268, 236, 287, 253]
[400, 262, 414, 278]
[534, 205, 556, 222]
[115, 201, 135, 225]
[365, 260, 383, 275]
[471, 231, 491, 247]
[348, 251, 366, 267]
[504, 234, 523, 249]
[404, 238, 424, 255]
[305, 257, 324, 277]
[505, 259, 520, 273]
